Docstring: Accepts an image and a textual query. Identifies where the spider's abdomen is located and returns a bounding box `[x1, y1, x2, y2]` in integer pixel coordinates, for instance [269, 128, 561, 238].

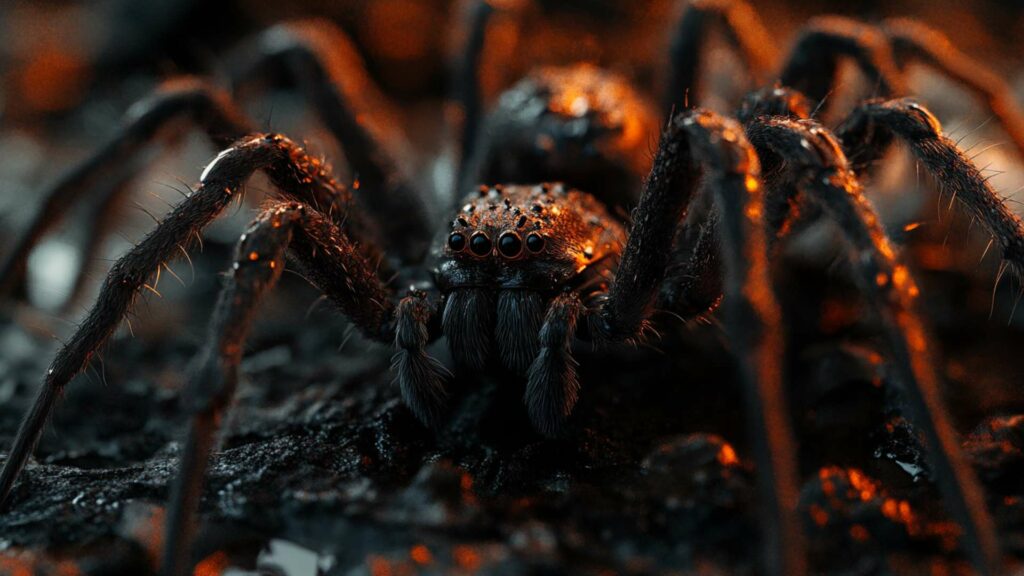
[473, 64, 659, 210]
[433, 183, 624, 372]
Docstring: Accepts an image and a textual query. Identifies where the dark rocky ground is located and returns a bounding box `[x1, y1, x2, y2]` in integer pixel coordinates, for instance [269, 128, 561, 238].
[0, 217, 1022, 575]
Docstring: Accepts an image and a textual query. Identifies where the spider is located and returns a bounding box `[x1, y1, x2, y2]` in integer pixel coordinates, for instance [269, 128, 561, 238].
[0, 1, 1022, 575]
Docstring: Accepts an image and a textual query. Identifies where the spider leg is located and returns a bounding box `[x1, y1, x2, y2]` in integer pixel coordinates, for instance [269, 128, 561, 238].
[229, 20, 434, 262]
[451, 0, 497, 189]
[882, 19, 1024, 159]
[777, 17, 906, 109]
[0, 78, 253, 301]
[656, 85, 821, 319]
[598, 109, 805, 576]
[162, 203, 300, 576]
[838, 98, 1024, 278]
[0, 133, 392, 509]
[665, 0, 778, 112]
[745, 117, 1003, 576]
[657, 213, 724, 321]
[161, 199, 405, 576]
[664, 1, 903, 115]
[524, 291, 584, 436]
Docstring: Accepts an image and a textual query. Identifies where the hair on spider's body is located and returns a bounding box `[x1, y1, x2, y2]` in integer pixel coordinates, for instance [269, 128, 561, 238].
[1, 2, 1023, 576]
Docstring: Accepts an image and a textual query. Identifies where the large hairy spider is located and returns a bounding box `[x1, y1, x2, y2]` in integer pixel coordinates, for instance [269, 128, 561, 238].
[1, 1, 1023, 575]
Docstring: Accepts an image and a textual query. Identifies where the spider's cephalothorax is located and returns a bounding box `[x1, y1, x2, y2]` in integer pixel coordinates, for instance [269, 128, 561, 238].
[433, 183, 624, 373]
[2, 2, 1024, 576]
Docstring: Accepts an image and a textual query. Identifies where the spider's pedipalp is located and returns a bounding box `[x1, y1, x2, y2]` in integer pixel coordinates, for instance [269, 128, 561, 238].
[746, 116, 1003, 576]
[0, 77, 253, 302]
[525, 291, 584, 436]
[838, 98, 1024, 280]
[394, 291, 450, 428]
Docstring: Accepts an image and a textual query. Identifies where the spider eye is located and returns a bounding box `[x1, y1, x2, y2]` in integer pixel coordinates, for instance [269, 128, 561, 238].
[469, 232, 492, 256]
[498, 232, 523, 258]
[448, 232, 466, 252]
[526, 233, 546, 253]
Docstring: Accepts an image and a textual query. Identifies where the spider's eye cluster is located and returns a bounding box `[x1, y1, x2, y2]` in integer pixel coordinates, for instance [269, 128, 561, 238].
[447, 230, 546, 258]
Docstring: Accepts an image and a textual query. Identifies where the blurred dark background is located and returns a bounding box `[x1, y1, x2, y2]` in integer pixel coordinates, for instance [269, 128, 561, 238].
[2, 0, 1024, 318]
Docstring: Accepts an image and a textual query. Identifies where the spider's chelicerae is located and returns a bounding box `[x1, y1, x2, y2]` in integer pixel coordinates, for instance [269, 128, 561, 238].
[1, 1, 1023, 575]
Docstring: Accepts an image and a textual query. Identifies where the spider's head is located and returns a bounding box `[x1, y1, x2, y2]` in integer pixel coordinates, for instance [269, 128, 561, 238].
[433, 183, 624, 373]
[474, 64, 659, 210]
[433, 183, 624, 293]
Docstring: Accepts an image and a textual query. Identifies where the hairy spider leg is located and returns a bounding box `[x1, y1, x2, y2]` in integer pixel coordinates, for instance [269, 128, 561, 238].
[0, 134, 394, 512]
[838, 98, 1024, 280]
[665, 0, 779, 114]
[596, 109, 805, 576]
[163, 204, 299, 576]
[883, 19, 1024, 160]
[745, 116, 1003, 576]
[229, 19, 435, 263]
[0, 78, 253, 302]
[655, 86, 816, 321]
[163, 198, 400, 576]
[668, 0, 1024, 162]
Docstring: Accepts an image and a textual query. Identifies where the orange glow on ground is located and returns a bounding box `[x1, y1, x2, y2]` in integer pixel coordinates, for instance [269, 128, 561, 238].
[193, 551, 230, 576]
[410, 544, 433, 565]
[452, 545, 482, 571]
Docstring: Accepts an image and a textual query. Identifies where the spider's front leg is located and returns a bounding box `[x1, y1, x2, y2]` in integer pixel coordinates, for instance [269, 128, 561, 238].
[162, 204, 303, 576]
[592, 109, 805, 576]
[162, 199, 415, 576]
[0, 133, 385, 509]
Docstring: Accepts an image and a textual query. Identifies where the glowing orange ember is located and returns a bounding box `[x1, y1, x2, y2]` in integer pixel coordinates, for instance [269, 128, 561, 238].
[717, 443, 740, 467]
[193, 551, 230, 576]
[452, 546, 482, 571]
[410, 544, 433, 565]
